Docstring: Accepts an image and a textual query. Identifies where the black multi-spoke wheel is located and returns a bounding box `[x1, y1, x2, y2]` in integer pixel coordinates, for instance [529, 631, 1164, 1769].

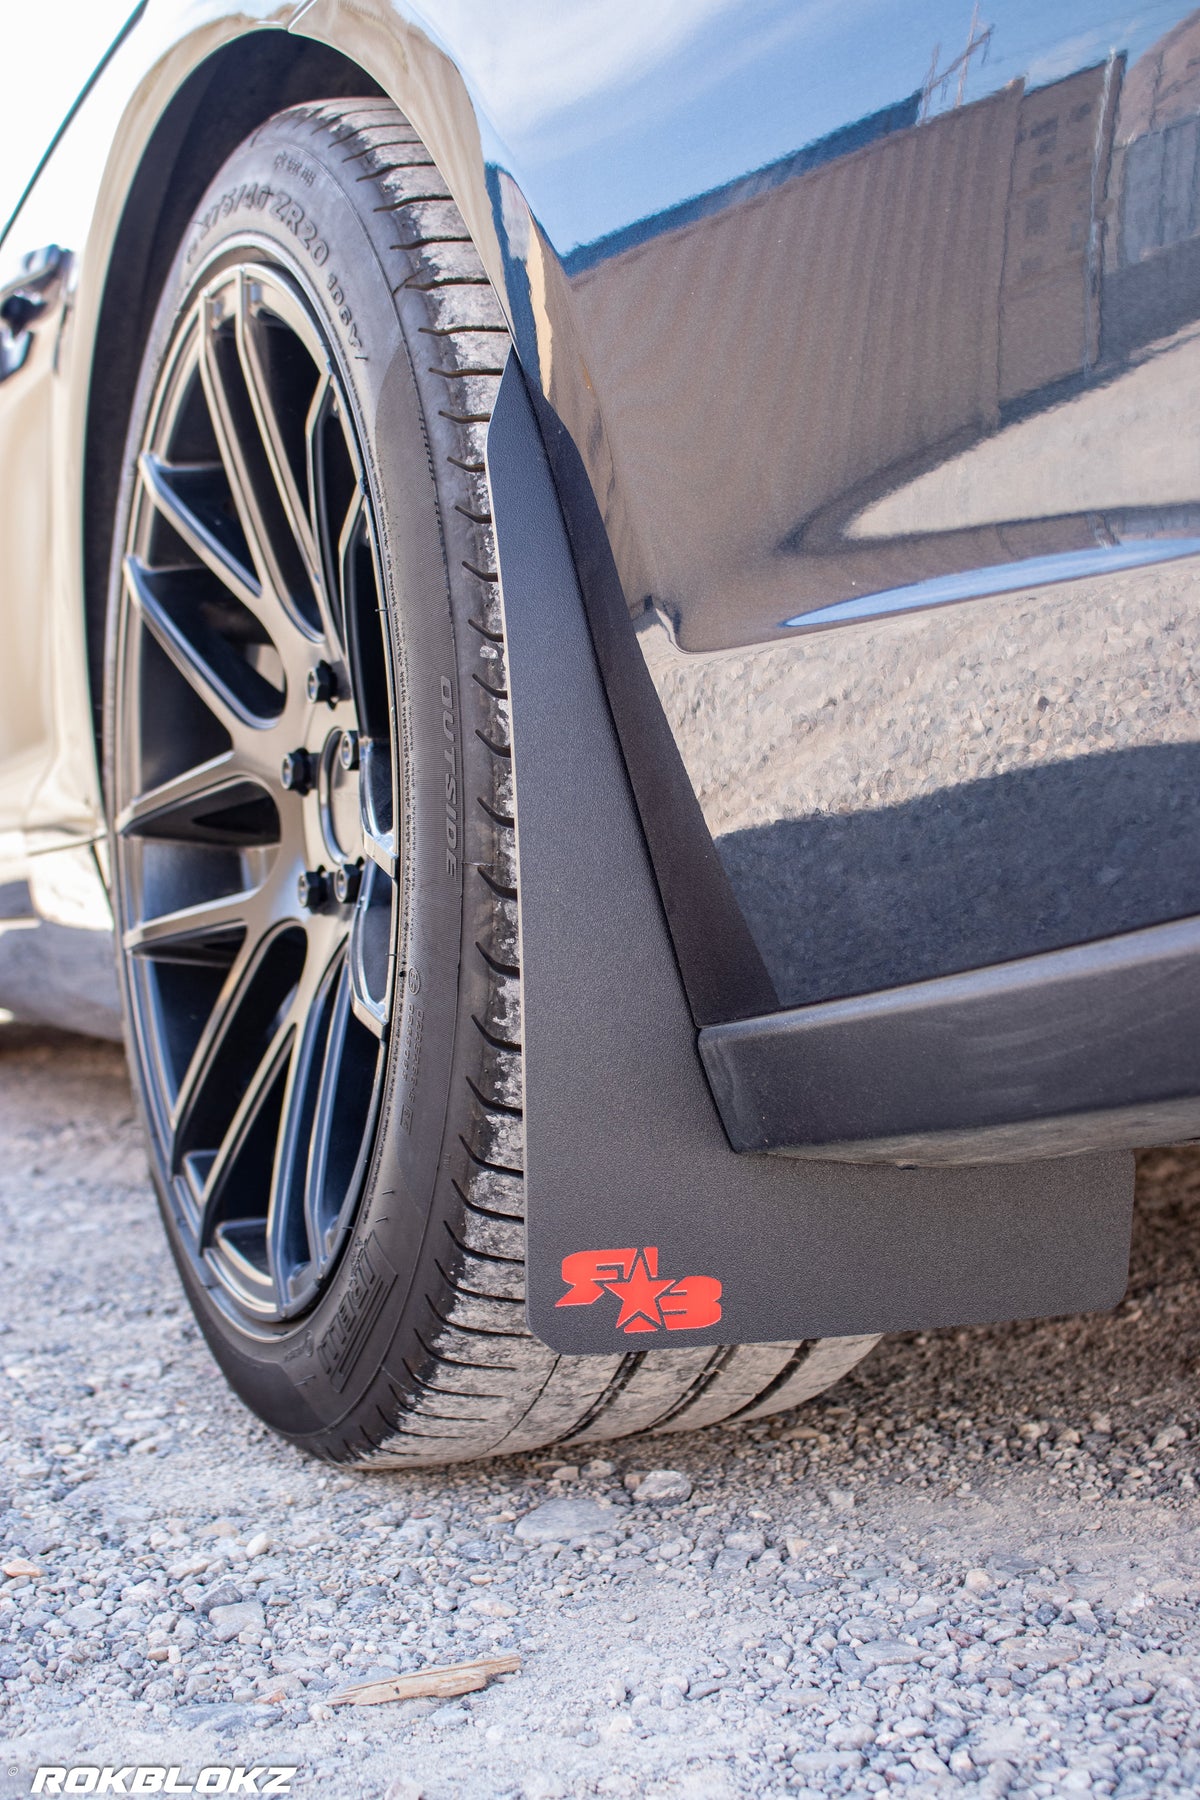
[106, 101, 876, 1463]
[114, 262, 394, 1322]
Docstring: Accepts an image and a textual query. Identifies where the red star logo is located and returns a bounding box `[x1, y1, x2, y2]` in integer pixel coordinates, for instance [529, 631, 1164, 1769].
[601, 1249, 674, 1333]
[557, 1245, 723, 1334]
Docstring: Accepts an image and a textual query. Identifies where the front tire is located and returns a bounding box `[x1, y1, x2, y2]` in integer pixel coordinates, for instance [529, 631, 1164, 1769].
[105, 100, 877, 1463]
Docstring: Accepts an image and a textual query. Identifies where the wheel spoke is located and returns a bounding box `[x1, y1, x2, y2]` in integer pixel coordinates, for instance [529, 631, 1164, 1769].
[237, 284, 321, 581]
[123, 885, 258, 960]
[304, 370, 332, 527]
[199, 279, 318, 638]
[196, 1004, 298, 1253]
[338, 488, 366, 575]
[300, 958, 358, 1262]
[167, 919, 304, 1165]
[338, 490, 390, 737]
[348, 870, 392, 1039]
[362, 821, 398, 880]
[358, 709, 397, 881]
[139, 452, 261, 615]
[337, 488, 366, 650]
[125, 554, 282, 741]
[264, 946, 349, 1302]
[305, 375, 360, 655]
[115, 752, 270, 843]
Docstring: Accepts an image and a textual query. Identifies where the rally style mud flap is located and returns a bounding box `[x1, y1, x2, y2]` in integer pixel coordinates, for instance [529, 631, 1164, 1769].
[486, 357, 1134, 1356]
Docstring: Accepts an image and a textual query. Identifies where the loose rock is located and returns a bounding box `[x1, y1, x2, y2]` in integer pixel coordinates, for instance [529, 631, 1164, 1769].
[208, 1600, 265, 1643]
[631, 1470, 693, 1505]
[513, 1498, 613, 1543]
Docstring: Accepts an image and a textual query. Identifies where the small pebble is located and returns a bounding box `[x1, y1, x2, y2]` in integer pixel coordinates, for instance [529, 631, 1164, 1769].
[631, 1470, 692, 1504]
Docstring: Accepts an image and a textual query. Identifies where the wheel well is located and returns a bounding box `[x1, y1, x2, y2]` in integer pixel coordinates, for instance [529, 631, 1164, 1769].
[82, 31, 384, 758]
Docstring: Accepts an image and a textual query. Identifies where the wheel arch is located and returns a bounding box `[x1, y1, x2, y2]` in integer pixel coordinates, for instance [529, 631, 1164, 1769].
[81, 30, 385, 761]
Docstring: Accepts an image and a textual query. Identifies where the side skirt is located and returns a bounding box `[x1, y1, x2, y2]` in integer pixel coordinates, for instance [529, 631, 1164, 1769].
[700, 917, 1200, 1162]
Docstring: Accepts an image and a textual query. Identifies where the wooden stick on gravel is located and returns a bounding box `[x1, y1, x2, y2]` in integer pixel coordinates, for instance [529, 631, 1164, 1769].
[329, 1652, 521, 1708]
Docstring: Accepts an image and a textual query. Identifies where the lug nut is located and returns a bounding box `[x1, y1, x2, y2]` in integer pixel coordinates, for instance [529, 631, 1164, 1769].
[297, 868, 329, 910]
[306, 661, 337, 705]
[333, 862, 363, 905]
[280, 747, 315, 794]
[339, 729, 360, 771]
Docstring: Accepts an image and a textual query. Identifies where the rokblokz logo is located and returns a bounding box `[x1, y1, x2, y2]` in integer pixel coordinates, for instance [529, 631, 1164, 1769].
[30, 1772, 297, 1795]
[556, 1245, 722, 1333]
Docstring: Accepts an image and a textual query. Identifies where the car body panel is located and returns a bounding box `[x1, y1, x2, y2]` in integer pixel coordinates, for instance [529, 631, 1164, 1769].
[291, 1, 1200, 1035]
[0, 1, 299, 887]
[0, 1, 1196, 1157]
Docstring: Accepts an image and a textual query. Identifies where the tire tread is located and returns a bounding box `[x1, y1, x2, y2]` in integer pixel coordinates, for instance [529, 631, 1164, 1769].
[280, 100, 878, 1464]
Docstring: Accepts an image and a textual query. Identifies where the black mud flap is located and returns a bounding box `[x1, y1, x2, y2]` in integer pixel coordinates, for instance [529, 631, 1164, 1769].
[486, 358, 1134, 1356]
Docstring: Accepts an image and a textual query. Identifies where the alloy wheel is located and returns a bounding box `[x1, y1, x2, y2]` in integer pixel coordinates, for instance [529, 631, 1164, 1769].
[112, 259, 398, 1325]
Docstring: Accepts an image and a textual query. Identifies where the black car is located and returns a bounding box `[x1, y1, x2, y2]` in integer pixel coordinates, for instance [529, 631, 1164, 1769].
[0, 0, 1196, 1463]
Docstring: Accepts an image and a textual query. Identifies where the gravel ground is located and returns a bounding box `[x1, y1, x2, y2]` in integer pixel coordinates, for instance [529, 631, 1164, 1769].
[2, 1025, 1199, 1799]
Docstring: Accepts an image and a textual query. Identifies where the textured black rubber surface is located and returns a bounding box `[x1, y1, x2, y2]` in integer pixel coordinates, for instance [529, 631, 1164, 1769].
[105, 101, 878, 1464]
[486, 364, 1136, 1355]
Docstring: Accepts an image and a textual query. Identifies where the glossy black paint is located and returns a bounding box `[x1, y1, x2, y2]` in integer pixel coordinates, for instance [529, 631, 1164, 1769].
[4, 0, 1197, 1166]
[466, 3, 1200, 1047]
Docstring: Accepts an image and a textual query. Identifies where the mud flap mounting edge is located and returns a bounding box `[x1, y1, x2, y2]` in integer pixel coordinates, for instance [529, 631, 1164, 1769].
[485, 354, 1134, 1356]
